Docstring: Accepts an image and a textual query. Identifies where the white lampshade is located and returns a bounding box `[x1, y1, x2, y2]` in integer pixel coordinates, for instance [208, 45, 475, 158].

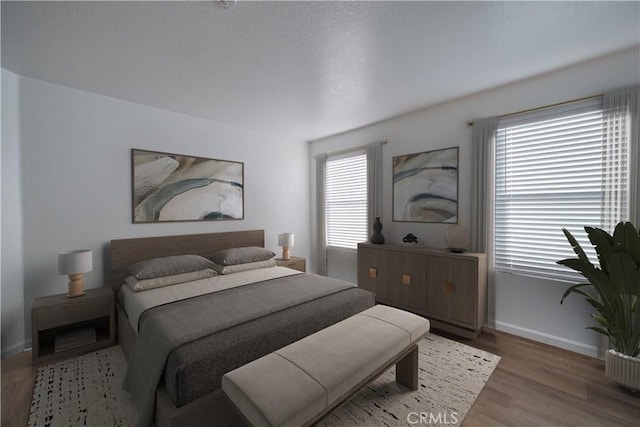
[278, 233, 295, 247]
[58, 250, 93, 275]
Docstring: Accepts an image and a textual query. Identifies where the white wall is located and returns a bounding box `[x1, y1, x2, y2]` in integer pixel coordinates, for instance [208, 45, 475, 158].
[1, 69, 26, 358]
[326, 247, 358, 283]
[309, 46, 640, 357]
[6, 74, 309, 351]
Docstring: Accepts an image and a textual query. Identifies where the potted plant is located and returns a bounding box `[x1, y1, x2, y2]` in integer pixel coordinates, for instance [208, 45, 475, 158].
[557, 221, 640, 391]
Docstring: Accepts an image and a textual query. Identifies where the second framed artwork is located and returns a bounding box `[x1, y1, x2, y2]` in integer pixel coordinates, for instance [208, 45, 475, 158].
[393, 146, 458, 223]
[131, 149, 244, 223]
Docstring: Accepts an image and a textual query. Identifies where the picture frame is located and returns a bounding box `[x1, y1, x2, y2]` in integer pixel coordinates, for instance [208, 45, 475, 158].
[392, 146, 458, 223]
[131, 148, 244, 223]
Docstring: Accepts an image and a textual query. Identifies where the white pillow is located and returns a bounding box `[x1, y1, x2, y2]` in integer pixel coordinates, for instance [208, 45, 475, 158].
[211, 259, 276, 275]
[124, 269, 217, 291]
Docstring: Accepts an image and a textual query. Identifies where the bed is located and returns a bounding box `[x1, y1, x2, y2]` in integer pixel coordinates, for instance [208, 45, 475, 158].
[109, 230, 375, 427]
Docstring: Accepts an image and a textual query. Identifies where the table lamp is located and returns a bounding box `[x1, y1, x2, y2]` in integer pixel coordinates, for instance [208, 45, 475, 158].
[58, 249, 93, 297]
[278, 233, 295, 261]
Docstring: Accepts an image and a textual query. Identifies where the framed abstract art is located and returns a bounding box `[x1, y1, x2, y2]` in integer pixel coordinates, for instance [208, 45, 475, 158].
[393, 146, 458, 223]
[131, 149, 244, 223]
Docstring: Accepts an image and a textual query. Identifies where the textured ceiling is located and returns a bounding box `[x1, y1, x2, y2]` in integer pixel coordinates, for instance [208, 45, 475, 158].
[2, 1, 639, 142]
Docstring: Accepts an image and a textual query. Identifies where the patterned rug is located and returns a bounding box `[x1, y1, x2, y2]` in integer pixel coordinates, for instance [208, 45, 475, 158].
[318, 334, 500, 426]
[28, 334, 499, 427]
[28, 346, 134, 427]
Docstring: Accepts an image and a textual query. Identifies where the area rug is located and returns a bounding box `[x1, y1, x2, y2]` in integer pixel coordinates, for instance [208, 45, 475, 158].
[27, 334, 499, 427]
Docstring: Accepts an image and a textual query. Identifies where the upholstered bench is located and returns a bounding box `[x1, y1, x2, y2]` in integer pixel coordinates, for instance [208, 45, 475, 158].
[222, 305, 430, 427]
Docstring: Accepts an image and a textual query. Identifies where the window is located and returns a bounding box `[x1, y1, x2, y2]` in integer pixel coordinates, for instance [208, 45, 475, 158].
[325, 151, 367, 249]
[494, 97, 628, 282]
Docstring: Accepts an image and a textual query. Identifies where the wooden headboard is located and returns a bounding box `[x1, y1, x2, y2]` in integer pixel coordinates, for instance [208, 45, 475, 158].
[109, 229, 265, 293]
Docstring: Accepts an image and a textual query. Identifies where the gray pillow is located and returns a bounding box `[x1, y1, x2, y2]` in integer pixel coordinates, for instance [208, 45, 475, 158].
[127, 254, 216, 279]
[210, 246, 275, 266]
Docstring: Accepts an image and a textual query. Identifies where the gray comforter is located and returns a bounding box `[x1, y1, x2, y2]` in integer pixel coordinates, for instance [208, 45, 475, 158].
[123, 273, 363, 426]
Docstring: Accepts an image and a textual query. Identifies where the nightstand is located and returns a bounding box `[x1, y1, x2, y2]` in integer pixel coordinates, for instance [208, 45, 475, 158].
[275, 256, 306, 272]
[31, 286, 115, 366]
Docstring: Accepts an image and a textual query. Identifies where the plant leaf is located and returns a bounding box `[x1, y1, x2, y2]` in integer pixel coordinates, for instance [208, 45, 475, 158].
[623, 221, 640, 266]
[561, 228, 591, 265]
[583, 297, 604, 311]
[558, 221, 640, 357]
[586, 326, 610, 337]
[591, 314, 611, 330]
[633, 270, 640, 297]
[560, 283, 592, 304]
[612, 221, 628, 253]
[608, 252, 640, 296]
[586, 226, 613, 273]
[557, 259, 612, 296]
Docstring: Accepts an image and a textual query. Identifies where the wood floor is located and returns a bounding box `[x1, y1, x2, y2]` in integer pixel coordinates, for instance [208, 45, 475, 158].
[461, 329, 639, 427]
[2, 329, 638, 426]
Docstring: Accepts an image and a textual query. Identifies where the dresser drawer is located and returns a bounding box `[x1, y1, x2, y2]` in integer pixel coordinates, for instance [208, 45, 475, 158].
[357, 242, 487, 338]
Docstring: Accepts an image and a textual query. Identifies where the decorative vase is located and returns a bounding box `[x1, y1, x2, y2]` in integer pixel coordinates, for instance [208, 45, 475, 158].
[605, 349, 640, 392]
[370, 217, 385, 244]
[445, 225, 470, 253]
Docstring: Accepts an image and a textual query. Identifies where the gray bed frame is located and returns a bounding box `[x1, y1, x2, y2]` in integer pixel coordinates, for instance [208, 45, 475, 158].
[110, 230, 265, 427]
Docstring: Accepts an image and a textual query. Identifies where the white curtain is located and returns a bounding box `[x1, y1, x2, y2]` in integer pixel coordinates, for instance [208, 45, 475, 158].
[603, 87, 640, 229]
[315, 154, 328, 276]
[470, 117, 497, 328]
[470, 117, 498, 253]
[366, 141, 384, 233]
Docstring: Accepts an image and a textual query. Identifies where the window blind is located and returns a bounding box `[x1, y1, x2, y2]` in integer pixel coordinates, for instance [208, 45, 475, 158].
[495, 97, 605, 282]
[325, 152, 368, 249]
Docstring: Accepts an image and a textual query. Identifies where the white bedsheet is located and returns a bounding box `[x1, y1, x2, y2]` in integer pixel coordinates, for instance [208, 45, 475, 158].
[118, 266, 301, 333]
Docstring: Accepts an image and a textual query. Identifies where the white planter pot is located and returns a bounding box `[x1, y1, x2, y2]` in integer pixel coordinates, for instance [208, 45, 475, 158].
[605, 349, 640, 392]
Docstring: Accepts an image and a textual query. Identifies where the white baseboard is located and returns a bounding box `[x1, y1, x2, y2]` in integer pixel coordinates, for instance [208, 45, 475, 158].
[1, 341, 25, 360]
[494, 320, 599, 358]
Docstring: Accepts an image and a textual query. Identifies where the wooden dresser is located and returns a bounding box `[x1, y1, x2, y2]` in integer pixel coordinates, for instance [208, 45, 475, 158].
[357, 242, 487, 338]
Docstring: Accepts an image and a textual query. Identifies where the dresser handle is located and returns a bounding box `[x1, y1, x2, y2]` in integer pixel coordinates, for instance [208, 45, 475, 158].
[402, 274, 411, 285]
[369, 268, 377, 278]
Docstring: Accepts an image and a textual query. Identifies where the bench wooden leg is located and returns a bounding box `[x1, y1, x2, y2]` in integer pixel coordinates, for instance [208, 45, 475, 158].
[395, 345, 419, 390]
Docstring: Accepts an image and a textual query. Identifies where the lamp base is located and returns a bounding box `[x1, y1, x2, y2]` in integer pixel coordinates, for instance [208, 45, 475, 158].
[282, 247, 291, 261]
[67, 274, 86, 298]
[67, 292, 86, 298]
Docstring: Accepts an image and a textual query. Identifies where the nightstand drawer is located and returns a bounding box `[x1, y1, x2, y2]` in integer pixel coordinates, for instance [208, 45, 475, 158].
[275, 256, 306, 272]
[35, 297, 110, 331]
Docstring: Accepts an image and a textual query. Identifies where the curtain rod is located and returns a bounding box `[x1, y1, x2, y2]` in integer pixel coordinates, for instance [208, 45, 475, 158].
[466, 94, 603, 127]
[314, 140, 387, 158]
